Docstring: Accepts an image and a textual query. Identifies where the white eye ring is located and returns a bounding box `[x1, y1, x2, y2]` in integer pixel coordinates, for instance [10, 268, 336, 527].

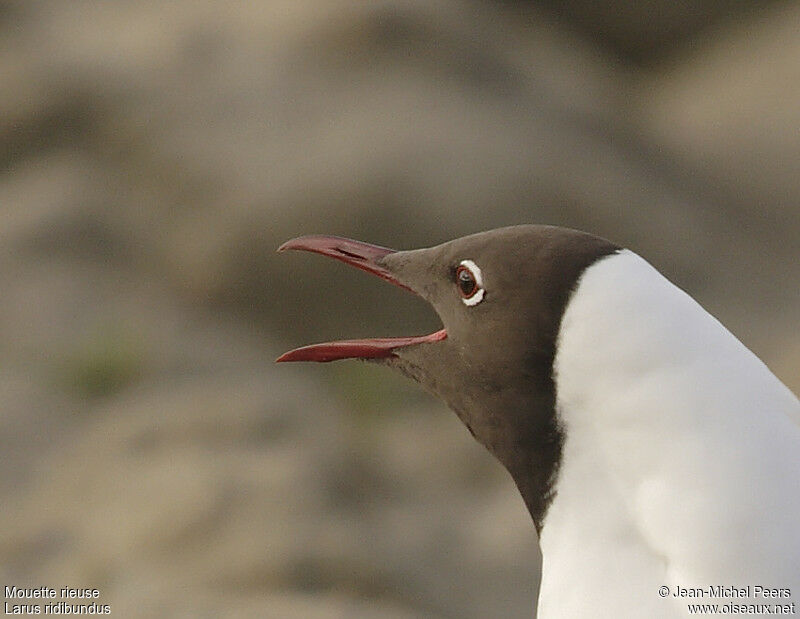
[457, 259, 485, 306]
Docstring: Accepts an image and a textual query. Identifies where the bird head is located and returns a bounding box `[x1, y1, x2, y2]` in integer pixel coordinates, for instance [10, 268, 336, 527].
[278, 225, 618, 528]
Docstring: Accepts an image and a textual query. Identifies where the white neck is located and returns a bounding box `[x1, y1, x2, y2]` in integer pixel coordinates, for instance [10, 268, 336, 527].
[539, 250, 800, 618]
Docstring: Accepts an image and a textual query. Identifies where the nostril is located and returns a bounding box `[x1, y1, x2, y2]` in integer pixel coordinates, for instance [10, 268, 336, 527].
[336, 248, 365, 260]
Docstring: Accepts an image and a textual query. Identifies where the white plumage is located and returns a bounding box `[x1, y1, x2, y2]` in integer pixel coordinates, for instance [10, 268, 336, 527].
[542, 249, 800, 617]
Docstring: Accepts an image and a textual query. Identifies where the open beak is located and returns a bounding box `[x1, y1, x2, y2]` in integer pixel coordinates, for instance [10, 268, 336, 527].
[276, 235, 446, 362]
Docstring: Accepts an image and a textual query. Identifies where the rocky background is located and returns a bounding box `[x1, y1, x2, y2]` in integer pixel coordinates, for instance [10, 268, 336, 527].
[1, 1, 798, 617]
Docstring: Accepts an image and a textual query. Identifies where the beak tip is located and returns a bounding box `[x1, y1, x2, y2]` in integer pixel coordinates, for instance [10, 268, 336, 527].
[276, 239, 295, 253]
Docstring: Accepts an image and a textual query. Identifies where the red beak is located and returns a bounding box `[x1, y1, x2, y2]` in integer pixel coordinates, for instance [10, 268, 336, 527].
[276, 235, 446, 362]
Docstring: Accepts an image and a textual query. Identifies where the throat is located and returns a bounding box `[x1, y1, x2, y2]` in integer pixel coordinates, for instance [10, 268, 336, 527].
[504, 409, 564, 534]
[384, 350, 565, 533]
[439, 385, 565, 533]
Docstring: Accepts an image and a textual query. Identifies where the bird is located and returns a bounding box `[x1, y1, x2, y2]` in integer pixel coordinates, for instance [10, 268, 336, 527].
[277, 225, 800, 618]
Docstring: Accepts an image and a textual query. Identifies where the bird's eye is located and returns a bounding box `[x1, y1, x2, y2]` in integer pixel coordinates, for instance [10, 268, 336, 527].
[455, 260, 485, 306]
[457, 266, 477, 296]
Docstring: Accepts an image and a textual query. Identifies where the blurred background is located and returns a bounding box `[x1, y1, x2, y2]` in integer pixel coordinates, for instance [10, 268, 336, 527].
[1, 0, 798, 617]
